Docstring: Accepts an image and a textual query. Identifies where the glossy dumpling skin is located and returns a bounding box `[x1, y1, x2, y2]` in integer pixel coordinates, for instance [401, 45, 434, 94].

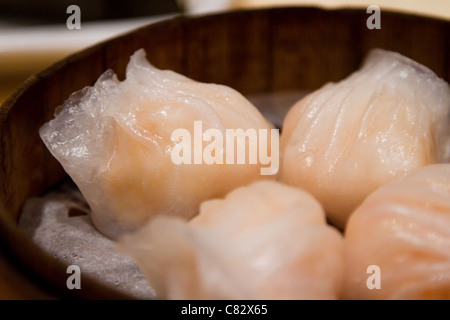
[118, 180, 344, 300]
[281, 49, 450, 229]
[39, 49, 274, 239]
[344, 164, 450, 299]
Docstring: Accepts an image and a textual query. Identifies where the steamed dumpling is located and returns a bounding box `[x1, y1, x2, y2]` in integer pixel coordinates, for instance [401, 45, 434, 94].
[39, 49, 275, 239]
[281, 49, 450, 229]
[345, 164, 450, 300]
[118, 180, 344, 299]
[344, 164, 450, 299]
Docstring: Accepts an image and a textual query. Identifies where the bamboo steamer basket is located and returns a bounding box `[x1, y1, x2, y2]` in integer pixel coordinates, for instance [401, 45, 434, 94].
[0, 7, 448, 299]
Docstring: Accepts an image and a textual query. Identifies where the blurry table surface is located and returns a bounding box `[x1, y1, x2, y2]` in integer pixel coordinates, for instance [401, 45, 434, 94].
[0, 0, 449, 299]
[1, 0, 449, 104]
[0, 14, 177, 104]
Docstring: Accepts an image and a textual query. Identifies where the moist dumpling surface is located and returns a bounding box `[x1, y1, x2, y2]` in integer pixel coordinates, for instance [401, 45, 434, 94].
[40, 49, 274, 239]
[281, 49, 450, 229]
[118, 180, 344, 300]
[344, 164, 450, 299]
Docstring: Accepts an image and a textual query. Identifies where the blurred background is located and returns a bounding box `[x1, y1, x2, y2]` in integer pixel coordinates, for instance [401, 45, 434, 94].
[0, 0, 449, 105]
[0, 0, 449, 299]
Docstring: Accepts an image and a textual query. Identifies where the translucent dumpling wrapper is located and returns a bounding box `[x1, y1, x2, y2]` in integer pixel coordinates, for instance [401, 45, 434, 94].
[281, 49, 450, 230]
[117, 180, 344, 300]
[39, 49, 276, 239]
[344, 164, 450, 300]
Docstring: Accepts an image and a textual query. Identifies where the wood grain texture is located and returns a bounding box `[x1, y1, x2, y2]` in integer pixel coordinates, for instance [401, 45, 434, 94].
[0, 7, 448, 299]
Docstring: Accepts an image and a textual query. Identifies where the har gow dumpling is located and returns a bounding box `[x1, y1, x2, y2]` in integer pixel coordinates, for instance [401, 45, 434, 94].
[344, 164, 450, 299]
[39, 49, 276, 239]
[117, 180, 344, 300]
[281, 49, 450, 229]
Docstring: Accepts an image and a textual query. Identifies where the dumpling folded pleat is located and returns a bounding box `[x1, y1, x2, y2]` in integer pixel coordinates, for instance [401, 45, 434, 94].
[117, 180, 344, 300]
[344, 164, 450, 299]
[40, 49, 275, 239]
[281, 49, 450, 229]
